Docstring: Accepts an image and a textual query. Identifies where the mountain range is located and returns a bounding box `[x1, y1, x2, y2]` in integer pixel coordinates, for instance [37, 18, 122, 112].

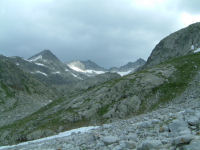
[9, 50, 145, 86]
[1, 22, 200, 149]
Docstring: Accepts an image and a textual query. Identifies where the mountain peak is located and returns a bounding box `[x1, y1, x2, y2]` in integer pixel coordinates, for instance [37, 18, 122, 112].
[109, 59, 146, 75]
[40, 49, 53, 55]
[28, 49, 59, 62]
[144, 22, 200, 68]
[80, 60, 106, 71]
[137, 58, 146, 62]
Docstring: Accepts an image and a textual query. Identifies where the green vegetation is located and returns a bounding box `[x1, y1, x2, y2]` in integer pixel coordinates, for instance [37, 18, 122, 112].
[97, 104, 110, 116]
[151, 53, 200, 109]
[0, 82, 15, 98]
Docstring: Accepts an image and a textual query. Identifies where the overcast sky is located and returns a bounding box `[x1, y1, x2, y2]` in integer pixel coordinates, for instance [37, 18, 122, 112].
[0, 0, 200, 68]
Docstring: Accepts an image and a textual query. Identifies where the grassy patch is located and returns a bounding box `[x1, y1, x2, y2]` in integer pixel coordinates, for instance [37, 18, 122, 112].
[0, 82, 15, 98]
[97, 104, 110, 116]
[150, 53, 200, 109]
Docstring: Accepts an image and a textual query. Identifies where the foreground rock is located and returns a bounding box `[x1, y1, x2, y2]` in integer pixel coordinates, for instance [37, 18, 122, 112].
[1, 97, 200, 150]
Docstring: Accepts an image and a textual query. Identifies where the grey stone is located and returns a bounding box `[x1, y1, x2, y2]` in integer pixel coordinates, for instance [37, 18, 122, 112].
[187, 117, 199, 126]
[137, 140, 162, 150]
[126, 133, 138, 141]
[123, 141, 137, 149]
[181, 139, 200, 150]
[101, 136, 119, 145]
[137, 121, 152, 128]
[172, 135, 194, 146]
[168, 119, 190, 135]
[151, 119, 160, 124]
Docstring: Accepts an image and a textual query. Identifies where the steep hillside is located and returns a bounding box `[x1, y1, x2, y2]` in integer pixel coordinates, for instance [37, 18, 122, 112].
[1, 52, 200, 145]
[144, 22, 200, 68]
[11, 50, 81, 85]
[0, 55, 56, 128]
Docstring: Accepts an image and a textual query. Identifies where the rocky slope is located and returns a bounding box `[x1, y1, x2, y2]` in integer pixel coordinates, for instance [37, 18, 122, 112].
[0, 55, 56, 128]
[144, 22, 200, 68]
[1, 22, 200, 149]
[1, 52, 200, 146]
[1, 96, 200, 150]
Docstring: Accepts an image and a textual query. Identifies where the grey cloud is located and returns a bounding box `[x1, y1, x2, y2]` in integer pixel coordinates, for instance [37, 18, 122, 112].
[0, 0, 195, 68]
[176, 0, 200, 14]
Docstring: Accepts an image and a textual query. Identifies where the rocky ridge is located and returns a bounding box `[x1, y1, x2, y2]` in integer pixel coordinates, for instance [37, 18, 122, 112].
[110, 58, 145, 73]
[0, 55, 56, 127]
[67, 59, 145, 77]
[144, 22, 200, 68]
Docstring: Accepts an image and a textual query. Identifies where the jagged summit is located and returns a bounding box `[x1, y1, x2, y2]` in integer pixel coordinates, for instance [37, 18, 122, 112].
[136, 58, 146, 63]
[28, 49, 60, 62]
[80, 60, 106, 71]
[67, 60, 106, 76]
[119, 58, 146, 71]
[144, 22, 200, 68]
[109, 58, 146, 75]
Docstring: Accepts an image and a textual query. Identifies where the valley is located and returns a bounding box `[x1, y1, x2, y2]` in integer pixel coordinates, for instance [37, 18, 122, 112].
[1, 22, 200, 150]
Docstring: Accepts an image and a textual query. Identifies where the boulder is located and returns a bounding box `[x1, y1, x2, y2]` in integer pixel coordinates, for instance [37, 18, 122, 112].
[137, 140, 162, 150]
[172, 135, 194, 146]
[181, 138, 200, 150]
[101, 136, 119, 145]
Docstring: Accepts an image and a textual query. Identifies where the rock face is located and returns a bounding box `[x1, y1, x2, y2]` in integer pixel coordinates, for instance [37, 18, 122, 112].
[81, 60, 107, 71]
[144, 22, 200, 68]
[0, 55, 56, 127]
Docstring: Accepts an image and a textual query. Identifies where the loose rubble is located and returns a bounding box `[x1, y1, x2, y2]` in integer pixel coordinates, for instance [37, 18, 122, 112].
[1, 98, 200, 150]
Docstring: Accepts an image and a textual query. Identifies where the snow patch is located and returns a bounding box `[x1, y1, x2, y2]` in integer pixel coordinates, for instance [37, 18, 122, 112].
[71, 73, 83, 80]
[116, 70, 132, 76]
[29, 55, 42, 62]
[52, 71, 61, 74]
[68, 64, 105, 75]
[35, 63, 45, 66]
[85, 70, 105, 74]
[191, 45, 195, 50]
[0, 126, 99, 150]
[65, 68, 69, 72]
[23, 58, 30, 62]
[16, 63, 20, 66]
[35, 71, 48, 76]
[194, 48, 200, 53]
[68, 64, 85, 72]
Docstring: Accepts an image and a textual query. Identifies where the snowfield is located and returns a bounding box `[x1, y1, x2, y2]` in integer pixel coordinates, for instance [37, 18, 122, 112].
[29, 55, 43, 62]
[68, 64, 105, 75]
[0, 126, 99, 150]
[116, 70, 132, 76]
